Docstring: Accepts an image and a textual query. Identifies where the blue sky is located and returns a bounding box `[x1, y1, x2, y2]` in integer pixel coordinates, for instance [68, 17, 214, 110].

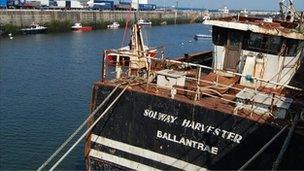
[149, 0, 304, 10]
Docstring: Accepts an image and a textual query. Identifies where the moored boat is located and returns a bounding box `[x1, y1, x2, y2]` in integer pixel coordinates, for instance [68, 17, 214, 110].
[104, 24, 157, 66]
[160, 21, 167, 25]
[85, 1, 304, 170]
[71, 23, 93, 32]
[21, 23, 47, 34]
[137, 19, 152, 25]
[107, 22, 120, 29]
[194, 34, 212, 40]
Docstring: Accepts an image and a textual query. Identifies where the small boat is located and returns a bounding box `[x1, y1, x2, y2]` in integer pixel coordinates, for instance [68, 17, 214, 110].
[21, 23, 47, 34]
[160, 21, 167, 25]
[137, 19, 152, 25]
[71, 23, 93, 32]
[107, 22, 120, 29]
[202, 12, 211, 22]
[194, 34, 212, 40]
[8, 33, 14, 39]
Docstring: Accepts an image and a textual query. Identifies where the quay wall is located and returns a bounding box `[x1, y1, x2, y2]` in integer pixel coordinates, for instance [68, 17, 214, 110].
[0, 9, 202, 26]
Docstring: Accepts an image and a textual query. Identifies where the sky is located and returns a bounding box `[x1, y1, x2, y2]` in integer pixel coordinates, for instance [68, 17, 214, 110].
[149, 0, 304, 10]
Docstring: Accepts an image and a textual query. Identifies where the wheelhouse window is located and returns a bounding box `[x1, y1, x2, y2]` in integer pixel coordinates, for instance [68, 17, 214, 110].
[246, 33, 282, 55]
[229, 30, 243, 47]
[247, 33, 264, 51]
[212, 26, 228, 46]
[284, 39, 299, 56]
[268, 36, 282, 54]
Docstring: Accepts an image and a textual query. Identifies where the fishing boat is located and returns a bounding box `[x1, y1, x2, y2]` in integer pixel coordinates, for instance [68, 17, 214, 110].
[21, 23, 47, 34]
[104, 24, 157, 66]
[71, 23, 93, 32]
[137, 19, 152, 25]
[84, 1, 304, 170]
[107, 22, 120, 29]
[194, 34, 212, 40]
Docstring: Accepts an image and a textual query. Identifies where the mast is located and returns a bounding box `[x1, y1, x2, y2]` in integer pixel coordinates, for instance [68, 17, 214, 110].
[279, 0, 298, 22]
[130, 24, 145, 56]
[279, 0, 286, 20]
[134, 0, 139, 21]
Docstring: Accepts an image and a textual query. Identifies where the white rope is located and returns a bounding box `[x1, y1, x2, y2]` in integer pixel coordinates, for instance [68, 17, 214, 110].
[49, 85, 129, 171]
[37, 84, 122, 171]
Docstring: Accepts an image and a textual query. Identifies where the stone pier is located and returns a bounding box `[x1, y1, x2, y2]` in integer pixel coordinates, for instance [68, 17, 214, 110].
[0, 9, 200, 26]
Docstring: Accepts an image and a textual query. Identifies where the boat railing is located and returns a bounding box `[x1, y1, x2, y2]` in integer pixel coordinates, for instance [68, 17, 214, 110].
[145, 56, 302, 90]
[102, 51, 302, 112]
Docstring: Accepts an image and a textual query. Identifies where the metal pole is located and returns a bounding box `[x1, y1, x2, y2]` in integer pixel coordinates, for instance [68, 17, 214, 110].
[101, 50, 106, 82]
[238, 125, 289, 170]
[272, 111, 302, 170]
[196, 67, 202, 100]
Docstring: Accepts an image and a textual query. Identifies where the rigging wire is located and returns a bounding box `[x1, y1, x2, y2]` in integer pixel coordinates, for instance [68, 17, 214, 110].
[37, 84, 122, 171]
[49, 85, 129, 171]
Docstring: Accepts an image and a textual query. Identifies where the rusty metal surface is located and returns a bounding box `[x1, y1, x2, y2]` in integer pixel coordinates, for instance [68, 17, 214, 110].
[204, 16, 304, 40]
[93, 79, 273, 124]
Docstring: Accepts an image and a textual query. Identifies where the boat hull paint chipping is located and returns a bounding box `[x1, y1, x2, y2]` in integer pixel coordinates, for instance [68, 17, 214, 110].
[86, 85, 304, 170]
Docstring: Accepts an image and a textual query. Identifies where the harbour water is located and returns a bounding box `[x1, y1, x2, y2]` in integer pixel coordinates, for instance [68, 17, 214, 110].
[0, 24, 212, 170]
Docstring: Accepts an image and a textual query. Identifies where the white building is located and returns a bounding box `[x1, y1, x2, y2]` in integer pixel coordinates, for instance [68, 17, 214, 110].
[56, 0, 83, 8]
[26, 0, 49, 6]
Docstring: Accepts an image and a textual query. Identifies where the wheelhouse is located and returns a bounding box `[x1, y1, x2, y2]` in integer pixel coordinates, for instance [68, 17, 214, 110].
[204, 17, 304, 89]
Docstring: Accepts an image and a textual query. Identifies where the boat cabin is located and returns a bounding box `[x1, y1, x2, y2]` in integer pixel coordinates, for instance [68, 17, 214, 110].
[204, 16, 304, 89]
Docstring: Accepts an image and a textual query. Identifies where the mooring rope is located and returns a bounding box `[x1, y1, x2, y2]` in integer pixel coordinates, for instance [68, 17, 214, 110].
[238, 124, 289, 170]
[49, 85, 129, 171]
[37, 84, 122, 171]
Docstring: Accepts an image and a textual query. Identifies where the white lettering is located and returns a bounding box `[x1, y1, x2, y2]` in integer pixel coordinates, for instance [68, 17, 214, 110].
[227, 132, 235, 140]
[214, 128, 220, 136]
[149, 109, 243, 147]
[158, 113, 167, 121]
[197, 143, 204, 150]
[207, 126, 214, 133]
[234, 134, 243, 143]
[221, 130, 228, 139]
[194, 122, 202, 131]
[180, 119, 242, 143]
[156, 130, 218, 155]
[182, 119, 191, 127]
[211, 147, 218, 155]
[143, 109, 178, 124]
[143, 109, 149, 116]
[171, 116, 178, 123]
[179, 137, 185, 145]
[157, 130, 162, 138]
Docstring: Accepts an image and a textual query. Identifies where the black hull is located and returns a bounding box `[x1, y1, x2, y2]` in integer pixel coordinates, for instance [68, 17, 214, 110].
[85, 84, 304, 170]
